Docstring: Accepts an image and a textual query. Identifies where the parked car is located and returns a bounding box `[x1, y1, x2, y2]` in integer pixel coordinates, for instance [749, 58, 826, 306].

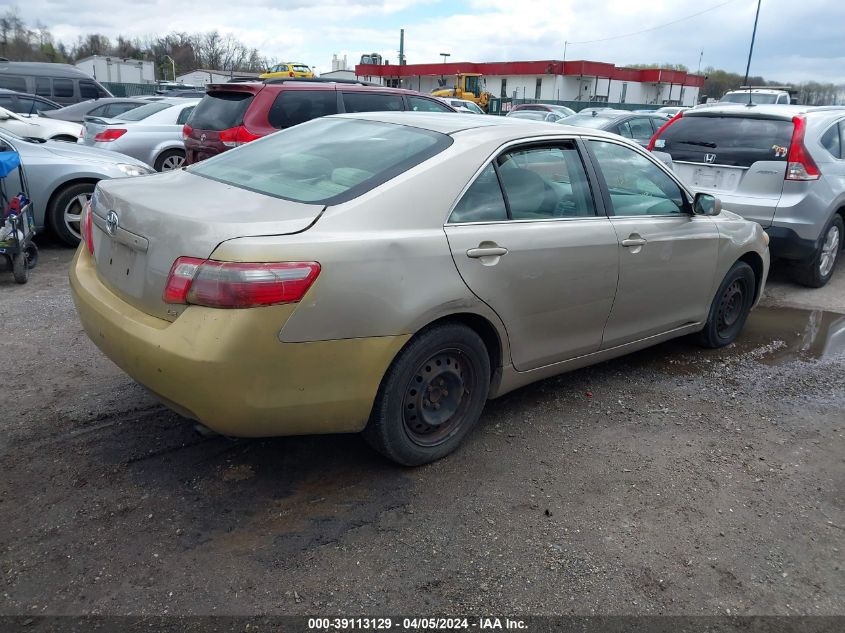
[509, 103, 576, 117]
[80, 98, 200, 171]
[0, 128, 152, 245]
[721, 89, 791, 105]
[439, 97, 485, 114]
[71, 112, 769, 466]
[0, 106, 83, 142]
[0, 88, 62, 115]
[42, 97, 146, 123]
[182, 79, 456, 165]
[259, 63, 315, 80]
[505, 110, 567, 123]
[648, 104, 845, 287]
[0, 61, 112, 105]
[560, 109, 668, 146]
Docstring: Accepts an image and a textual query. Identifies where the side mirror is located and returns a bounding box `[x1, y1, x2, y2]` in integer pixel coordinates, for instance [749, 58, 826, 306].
[694, 192, 721, 216]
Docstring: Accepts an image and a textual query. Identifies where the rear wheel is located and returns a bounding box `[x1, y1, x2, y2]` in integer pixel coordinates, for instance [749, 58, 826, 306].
[155, 149, 185, 172]
[48, 182, 95, 246]
[364, 323, 491, 466]
[698, 261, 755, 348]
[792, 214, 842, 288]
[12, 251, 28, 283]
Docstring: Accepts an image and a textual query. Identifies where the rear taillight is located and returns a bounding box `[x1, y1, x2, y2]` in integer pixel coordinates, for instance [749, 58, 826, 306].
[289, 71, 295, 77]
[182, 123, 192, 141]
[94, 128, 127, 142]
[786, 115, 821, 181]
[82, 202, 94, 255]
[163, 258, 320, 309]
[647, 111, 684, 151]
[218, 125, 262, 148]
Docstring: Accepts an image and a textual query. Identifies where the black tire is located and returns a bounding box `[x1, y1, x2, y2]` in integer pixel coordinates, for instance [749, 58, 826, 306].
[50, 135, 79, 143]
[12, 251, 28, 283]
[47, 182, 95, 246]
[154, 149, 186, 172]
[698, 261, 755, 348]
[363, 323, 491, 466]
[792, 214, 843, 288]
[25, 243, 39, 269]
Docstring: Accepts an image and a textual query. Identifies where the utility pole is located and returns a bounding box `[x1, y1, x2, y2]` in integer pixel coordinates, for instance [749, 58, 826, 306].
[697, 50, 703, 75]
[743, 0, 762, 86]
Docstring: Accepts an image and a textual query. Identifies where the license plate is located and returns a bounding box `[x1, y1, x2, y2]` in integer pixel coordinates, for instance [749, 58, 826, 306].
[691, 166, 741, 192]
[100, 240, 145, 297]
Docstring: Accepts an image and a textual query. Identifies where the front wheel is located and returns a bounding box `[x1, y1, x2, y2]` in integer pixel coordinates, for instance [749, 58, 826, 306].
[698, 261, 756, 348]
[364, 323, 491, 466]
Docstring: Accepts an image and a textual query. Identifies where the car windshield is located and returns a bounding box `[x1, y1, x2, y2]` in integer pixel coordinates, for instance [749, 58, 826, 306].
[115, 102, 173, 121]
[560, 113, 619, 129]
[188, 117, 452, 204]
[292, 65, 311, 73]
[721, 92, 779, 104]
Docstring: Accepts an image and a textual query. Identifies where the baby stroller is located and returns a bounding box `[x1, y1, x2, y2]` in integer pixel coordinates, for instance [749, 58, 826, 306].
[0, 150, 38, 284]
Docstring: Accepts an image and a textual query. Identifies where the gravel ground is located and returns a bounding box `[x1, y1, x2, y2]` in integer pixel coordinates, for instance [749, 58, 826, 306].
[0, 242, 843, 618]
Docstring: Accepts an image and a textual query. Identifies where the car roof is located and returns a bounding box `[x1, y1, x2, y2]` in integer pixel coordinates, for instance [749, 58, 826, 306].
[329, 111, 624, 141]
[686, 103, 814, 119]
[0, 61, 92, 78]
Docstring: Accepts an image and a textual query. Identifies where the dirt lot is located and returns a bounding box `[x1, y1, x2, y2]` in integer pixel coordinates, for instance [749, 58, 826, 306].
[0, 242, 843, 618]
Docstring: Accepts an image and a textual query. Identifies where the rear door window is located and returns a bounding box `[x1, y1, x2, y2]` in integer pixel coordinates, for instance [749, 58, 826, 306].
[267, 90, 338, 129]
[176, 106, 195, 125]
[341, 92, 404, 113]
[79, 80, 99, 100]
[188, 91, 254, 130]
[654, 115, 794, 166]
[408, 96, 453, 112]
[52, 78, 75, 98]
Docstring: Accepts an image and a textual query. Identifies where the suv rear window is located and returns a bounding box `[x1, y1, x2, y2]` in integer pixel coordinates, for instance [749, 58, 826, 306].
[341, 92, 404, 113]
[655, 115, 793, 167]
[189, 118, 452, 204]
[189, 91, 254, 130]
[267, 90, 338, 129]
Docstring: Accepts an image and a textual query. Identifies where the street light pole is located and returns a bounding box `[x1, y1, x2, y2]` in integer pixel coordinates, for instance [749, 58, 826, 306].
[164, 55, 176, 82]
[742, 0, 762, 86]
[440, 52, 450, 64]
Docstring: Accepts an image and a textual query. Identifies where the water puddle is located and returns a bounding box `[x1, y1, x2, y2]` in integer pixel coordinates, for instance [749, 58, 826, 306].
[735, 306, 845, 363]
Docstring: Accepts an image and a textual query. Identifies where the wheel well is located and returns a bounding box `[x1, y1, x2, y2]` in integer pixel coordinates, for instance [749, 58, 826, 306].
[424, 313, 502, 377]
[738, 251, 765, 301]
[836, 207, 845, 244]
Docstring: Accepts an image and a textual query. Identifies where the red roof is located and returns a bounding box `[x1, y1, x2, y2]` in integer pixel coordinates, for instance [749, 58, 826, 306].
[355, 59, 705, 87]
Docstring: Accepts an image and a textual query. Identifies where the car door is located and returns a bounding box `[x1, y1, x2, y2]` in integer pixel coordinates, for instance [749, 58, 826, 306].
[444, 140, 620, 371]
[585, 138, 719, 348]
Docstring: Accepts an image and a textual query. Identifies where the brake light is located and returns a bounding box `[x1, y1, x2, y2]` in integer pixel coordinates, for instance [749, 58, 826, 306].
[289, 71, 295, 77]
[218, 125, 262, 148]
[81, 202, 94, 255]
[182, 123, 192, 141]
[94, 128, 127, 142]
[786, 115, 820, 181]
[163, 258, 320, 308]
[647, 111, 684, 151]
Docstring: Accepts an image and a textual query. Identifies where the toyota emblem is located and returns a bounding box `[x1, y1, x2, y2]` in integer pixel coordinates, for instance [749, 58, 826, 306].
[106, 210, 119, 236]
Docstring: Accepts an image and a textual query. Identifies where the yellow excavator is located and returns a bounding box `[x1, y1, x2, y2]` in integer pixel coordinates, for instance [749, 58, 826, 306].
[431, 73, 492, 111]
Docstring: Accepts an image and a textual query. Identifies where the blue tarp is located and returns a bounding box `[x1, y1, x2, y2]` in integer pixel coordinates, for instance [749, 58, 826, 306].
[0, 151, 21, 179]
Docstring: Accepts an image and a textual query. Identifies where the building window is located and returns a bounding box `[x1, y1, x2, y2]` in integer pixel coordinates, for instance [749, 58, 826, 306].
[620, 83, 628, 103]
[535, 77, 542, 99]
[500, 78, 508, 99]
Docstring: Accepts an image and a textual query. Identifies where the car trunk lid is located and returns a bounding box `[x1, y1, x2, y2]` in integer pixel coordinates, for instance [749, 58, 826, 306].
[90, 169, 324, 321]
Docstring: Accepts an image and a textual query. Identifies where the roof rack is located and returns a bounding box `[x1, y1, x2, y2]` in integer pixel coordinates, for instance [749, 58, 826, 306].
[262, 77, 380, 87]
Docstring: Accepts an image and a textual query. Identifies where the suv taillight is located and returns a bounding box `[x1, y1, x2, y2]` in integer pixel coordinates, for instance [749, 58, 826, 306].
[182, 123, 192, 141]
[81, 202, 94, 255]
[786, 115, 821, 181]
[647, 111, 683, 151]
[218, 125, 261, 148]
[163, 257, 320, 308]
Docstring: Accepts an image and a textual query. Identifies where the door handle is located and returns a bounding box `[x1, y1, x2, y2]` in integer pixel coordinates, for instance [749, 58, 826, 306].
[621, 237, 647, 247]
[467, 246, 508, 258]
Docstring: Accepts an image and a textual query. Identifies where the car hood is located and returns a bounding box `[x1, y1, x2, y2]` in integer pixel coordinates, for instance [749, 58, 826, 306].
[44, 140, 150, 168]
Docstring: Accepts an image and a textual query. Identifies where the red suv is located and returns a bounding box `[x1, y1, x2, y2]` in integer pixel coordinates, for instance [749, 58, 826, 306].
[183, 79, 457, 164]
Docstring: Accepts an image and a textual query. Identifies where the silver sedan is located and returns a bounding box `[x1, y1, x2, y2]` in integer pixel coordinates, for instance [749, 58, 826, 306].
[0, 128, 152, 245]
[80, 98, 199, 171]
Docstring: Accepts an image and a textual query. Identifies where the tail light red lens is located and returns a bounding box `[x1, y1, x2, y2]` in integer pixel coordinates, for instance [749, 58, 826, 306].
[94, 128, 127, 142]
[289, 71, 295, 77]
[82, 202, 94, 255]
[786, 115, 821, 181]
[218, 125, 262, 148]
[182, 123, 193, 141]
[647, 111, 684, 151]
[163, 258, 320, 309]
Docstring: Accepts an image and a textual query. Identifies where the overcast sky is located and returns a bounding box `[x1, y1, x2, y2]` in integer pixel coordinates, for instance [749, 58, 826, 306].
[15, 0, 845, 83]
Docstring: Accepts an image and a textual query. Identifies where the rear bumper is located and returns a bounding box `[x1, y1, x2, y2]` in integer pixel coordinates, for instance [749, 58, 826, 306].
[765, 226, 819, 262]
[69, 247, 408, 437]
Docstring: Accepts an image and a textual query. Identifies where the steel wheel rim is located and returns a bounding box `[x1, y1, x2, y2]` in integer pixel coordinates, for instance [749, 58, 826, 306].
[402, 349, 474, 447]
[161, 154, 185, 171]
[819, 225, 840, 278]
[64, 192, 90, 240]
[716, 279, 746, 337]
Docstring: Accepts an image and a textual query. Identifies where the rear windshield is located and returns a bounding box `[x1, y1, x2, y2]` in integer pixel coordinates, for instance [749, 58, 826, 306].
[654, 115, 793, 167]
[721, 92, 780, 104]
[116, 102, 173, 121]
[188, 92, 254, 130]
[561, 114, 619, 129]
[188, 117, 452, 204]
